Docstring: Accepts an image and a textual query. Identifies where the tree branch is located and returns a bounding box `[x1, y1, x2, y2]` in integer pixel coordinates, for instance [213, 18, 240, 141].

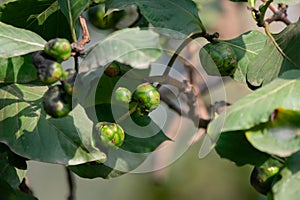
[65, 167, 75, 200]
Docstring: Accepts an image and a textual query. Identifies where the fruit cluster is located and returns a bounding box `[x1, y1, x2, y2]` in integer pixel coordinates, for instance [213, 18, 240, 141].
[32, 38, 77, 118]
[115, 82, 161, 117]
[94, 82, 161, 148]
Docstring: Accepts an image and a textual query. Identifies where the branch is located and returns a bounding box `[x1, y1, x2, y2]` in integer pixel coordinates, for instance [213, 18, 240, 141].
[71, 16, 91, 57]
[65, 167, 75, 200]
[19, 177, 33, 195]
[262, 0, 291, 25]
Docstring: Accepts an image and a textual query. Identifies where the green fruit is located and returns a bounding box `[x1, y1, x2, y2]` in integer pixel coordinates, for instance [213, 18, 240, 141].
[32, 51, 63, 85]
[95, 122, 125, 148]
[88, 3, 125, 29]
[61, 68, 77, 95]
[250, 166, 280, 195]
[43, 85, 71, 118]
[114, 87, 132, 104]
[132, 83, 160, 112]
[104, 62, 121, 77]
[199, 42, 238, 76]
[44, 38, 72, 62]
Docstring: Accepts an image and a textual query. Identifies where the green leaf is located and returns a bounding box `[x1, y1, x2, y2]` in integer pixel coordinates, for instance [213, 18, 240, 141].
[58, 0, 89, 25]
[246, 108, 300, 157]
[272, 167, 300, 200]
[0, 178, 37, 200]
[247, 20, 300, 86]
[208, 70, 300, 137]
[0, 0, 73, 41]
[0, 83, 106, 165]
[220, 31, 267, 83]
[0, 54, 37, 84]
[69, 104, 170, 179]
[0, 143, 26, 189]
[80, 28, 162, 70]
[28, 1, 60, 25]
[106, 0, 203, 36]
[0, 22, 45, 58]
[215, 131, 270, 166]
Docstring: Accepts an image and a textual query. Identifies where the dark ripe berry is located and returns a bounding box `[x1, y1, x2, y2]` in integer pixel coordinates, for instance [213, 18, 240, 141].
[132, 83, 160, 112]
[32, 51, 63, 85]
[44, 38, 71, 62]
[250, 166, 280, 195]
[104, 62, 121, 77]
[199, 42, 238, 76]
[95, 122, 125, 148]
[61, 68, 77, 95]
[114, 87, 132, 104]
[43, 85, 71, 118]
[88, 3, 125, 29]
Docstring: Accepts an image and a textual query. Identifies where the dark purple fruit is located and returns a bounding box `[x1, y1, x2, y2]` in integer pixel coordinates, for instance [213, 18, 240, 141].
[43, 85, 71, 118]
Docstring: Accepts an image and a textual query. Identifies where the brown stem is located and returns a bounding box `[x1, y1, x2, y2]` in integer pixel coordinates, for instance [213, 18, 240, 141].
[261, 0, 291, 25]
[65, 167, 75, 200]
[19, 177, 33, 195]
[79, 16, 91, 47]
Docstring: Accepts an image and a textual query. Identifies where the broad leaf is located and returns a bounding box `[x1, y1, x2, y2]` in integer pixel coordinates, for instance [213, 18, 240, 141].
[0, 54, 37, 83]
[106, 0, 203, 36]
[0, 83, 106, 165]
[69, 104, 170, 178]
[246, 108, 300, 157]
[220, 31, 267, 83]
[0, 178, 37, 200]
[272, 167, 300, 200]
[0, 144, 26, 189]
[80, 28, 162, 71]
[0, 22, 45, 58]
[215, 131, 270, 166]
[247, 20, 300, 86]
[208, 70, 300, 137]
[0, 0, 73, 41]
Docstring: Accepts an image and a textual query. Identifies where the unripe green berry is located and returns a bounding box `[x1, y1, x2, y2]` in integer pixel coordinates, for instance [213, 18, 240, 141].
[95, 122, 125, 148]
[199, 42, 238, 76]
[132, 83, 160, 112]
[44, 38, 72, 62]
[114, 87, 132, 104]
[61, 68, 77, 95]
[43, 85, 71, 118]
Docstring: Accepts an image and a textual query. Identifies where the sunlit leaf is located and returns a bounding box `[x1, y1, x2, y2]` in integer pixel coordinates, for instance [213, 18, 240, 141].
[0, 83, 106, 165]
[0, 22, 45, 58]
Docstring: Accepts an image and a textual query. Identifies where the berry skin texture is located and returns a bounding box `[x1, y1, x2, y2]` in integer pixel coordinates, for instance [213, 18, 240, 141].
[95, 122, 125, 148]
[199, 42, 238, 76]
[61, 68, 77, 95]
[132, 83, 160, 112]
[114, 87, 132, 104]
[43, 85, 71, 118]
[44, 38, 71, 62]
[32, 51, 63, 85]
